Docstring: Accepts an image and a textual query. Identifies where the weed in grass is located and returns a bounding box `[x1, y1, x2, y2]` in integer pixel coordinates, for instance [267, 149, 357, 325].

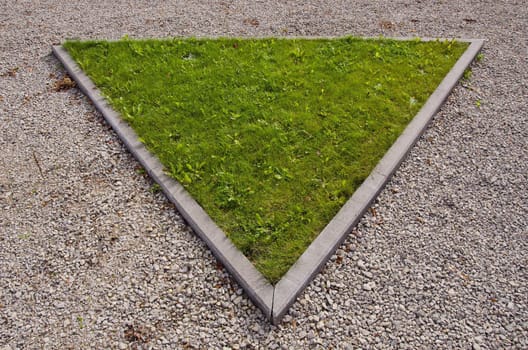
[64, 37, 468, 282]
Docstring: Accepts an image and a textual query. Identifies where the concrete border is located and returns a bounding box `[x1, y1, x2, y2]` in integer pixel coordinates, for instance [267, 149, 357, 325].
[52, 37, 483, 325]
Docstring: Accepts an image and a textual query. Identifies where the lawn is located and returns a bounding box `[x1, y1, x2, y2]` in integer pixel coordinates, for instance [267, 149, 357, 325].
[64, 37, 468, 282]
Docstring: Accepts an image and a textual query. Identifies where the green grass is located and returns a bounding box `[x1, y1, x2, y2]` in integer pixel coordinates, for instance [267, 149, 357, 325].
[64, 37, 467, 283]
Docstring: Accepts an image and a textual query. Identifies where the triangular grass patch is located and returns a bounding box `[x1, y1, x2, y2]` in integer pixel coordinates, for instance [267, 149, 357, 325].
[54, 36, 483, 323]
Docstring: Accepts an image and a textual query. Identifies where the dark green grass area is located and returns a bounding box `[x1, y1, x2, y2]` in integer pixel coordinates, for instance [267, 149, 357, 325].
[64, 37, 467, 282]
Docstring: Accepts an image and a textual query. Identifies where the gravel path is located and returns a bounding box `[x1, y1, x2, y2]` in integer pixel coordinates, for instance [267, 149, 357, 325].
[1, 1, 526, 349]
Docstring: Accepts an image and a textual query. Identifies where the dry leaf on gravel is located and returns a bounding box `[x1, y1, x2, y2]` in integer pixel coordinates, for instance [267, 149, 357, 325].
[54, 75, 76, 91]
[124, 324, 151, 344]
[1, 67, 19, 77]
[379, 20, 396, 30]
[243, 18, 260, 26]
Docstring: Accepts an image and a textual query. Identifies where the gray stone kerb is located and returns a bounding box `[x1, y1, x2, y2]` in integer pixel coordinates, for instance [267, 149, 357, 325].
[52, 37, 484, 325]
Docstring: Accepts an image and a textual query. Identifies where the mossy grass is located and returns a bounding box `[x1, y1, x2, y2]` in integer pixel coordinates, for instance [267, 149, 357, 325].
[64, 37, 467, 283]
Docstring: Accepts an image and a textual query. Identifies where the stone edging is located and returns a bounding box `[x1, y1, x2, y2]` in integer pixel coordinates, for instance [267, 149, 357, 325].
[52, 37, 483, 325]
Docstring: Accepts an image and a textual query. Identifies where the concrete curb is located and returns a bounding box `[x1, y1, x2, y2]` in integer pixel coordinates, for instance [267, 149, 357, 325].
[52, 37, 484, 325]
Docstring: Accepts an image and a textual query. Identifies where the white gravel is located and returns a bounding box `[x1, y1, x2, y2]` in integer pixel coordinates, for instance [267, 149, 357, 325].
[1, 1, 527, 349]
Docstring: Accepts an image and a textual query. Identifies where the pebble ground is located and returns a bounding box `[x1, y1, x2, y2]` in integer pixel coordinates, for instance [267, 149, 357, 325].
[1, 1, 526, 349]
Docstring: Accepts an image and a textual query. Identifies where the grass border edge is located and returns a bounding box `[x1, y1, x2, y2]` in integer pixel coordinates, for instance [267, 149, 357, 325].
[52, 36, 484, 325]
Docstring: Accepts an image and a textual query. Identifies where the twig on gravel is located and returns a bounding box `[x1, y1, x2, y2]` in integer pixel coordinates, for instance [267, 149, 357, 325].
[32, 151, 44, 179]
